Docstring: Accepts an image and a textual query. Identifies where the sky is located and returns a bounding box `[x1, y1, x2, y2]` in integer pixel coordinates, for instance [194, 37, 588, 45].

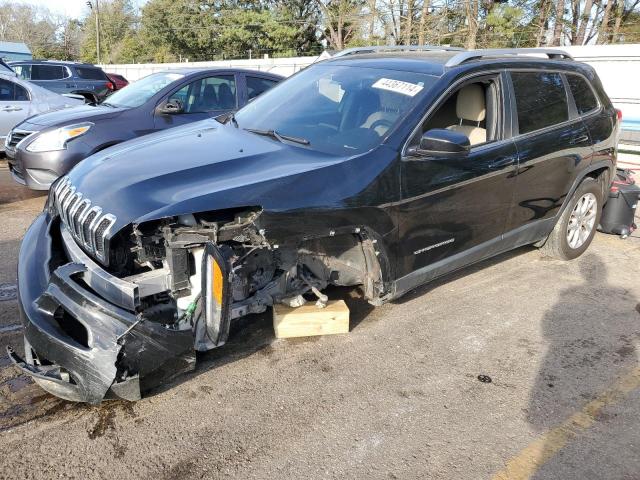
[19, 0, 149, 19]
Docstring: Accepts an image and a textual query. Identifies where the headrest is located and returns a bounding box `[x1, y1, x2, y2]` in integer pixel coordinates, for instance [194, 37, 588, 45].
[203, 84, 215, 95]
[456, 84, 486, 122]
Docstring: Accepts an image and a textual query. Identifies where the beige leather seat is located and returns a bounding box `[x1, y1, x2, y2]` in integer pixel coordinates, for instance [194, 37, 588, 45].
[446, 84, 486, 145]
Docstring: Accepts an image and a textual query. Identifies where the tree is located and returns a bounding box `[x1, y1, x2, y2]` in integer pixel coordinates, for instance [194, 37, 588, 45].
[552, 0, 565, 45]
[316, 0, 364, 50]
[0, 2, 62, 59]
[482, 4, 527, 47]
[273, 0, 323, 54]
[417, 0, 431, 45]
[465, 0, 479, 48]
[80, 0, 137, 63]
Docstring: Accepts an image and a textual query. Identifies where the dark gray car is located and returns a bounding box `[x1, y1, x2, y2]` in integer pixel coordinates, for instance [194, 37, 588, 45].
[9, 60, 113, 103]
[6, 68, 282, 189]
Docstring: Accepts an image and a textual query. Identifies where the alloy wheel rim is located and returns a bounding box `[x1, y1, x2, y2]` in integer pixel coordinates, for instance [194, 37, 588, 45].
[567, 192, 597, 249]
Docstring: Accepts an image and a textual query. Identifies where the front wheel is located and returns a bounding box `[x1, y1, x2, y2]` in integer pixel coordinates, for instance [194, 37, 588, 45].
[539, 177, 603, 260]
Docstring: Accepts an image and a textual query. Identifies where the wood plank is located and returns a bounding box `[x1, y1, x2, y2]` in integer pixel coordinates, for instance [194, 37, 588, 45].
[273, 300, 350, 339]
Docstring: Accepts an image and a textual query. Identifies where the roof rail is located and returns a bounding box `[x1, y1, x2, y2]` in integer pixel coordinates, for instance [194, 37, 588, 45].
[333, 45, 465, 58]
[445, 48, 573, 68]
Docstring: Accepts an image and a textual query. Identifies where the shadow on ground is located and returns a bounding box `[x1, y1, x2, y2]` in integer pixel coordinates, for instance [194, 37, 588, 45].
[0, 163, 46, 207]
[527, 254, 640, 478]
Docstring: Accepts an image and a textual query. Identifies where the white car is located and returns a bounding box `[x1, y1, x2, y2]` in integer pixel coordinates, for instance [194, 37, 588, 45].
[0, 71, 82, 151]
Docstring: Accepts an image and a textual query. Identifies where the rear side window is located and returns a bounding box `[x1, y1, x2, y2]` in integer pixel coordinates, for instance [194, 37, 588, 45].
[76, 67, 107, 80]
[246, 76, 278, 101]
[566, 74, 598, 115]
[0, 79, 28, 101]
[31, 64, 67, 80]
[13, 64, 30, 80]
[511, 72, 569, 134]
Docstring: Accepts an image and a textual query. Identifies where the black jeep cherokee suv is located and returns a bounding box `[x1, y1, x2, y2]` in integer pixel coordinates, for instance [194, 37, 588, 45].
[8, 47, 618, 403]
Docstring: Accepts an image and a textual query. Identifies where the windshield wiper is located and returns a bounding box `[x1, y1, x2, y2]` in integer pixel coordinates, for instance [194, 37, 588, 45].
[244, 128, 310, 145]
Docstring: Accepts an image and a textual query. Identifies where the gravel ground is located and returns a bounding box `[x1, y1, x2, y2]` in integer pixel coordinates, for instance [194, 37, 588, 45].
[0, 164, 639, 480]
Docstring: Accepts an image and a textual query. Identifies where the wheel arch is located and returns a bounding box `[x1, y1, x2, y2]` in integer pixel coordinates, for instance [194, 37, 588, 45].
[558, 161, 613, 218]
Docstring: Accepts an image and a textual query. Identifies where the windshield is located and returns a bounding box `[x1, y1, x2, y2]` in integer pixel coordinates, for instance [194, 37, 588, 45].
[104, 72, 185, 108]
[234, 64, 437, 155]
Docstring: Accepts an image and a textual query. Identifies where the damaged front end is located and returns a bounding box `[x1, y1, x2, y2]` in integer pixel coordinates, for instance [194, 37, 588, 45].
[10, 178, 384, 403]
[8, 213, 196, 403]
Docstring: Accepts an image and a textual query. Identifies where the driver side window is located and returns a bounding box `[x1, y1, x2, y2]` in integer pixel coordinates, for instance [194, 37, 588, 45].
[420, 77, 501, 148]
[168, 75, 237, 113]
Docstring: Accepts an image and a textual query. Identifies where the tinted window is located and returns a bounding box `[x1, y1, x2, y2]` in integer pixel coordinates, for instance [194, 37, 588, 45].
[566, 74, 598, 115]
[511, 72, 569, 134]
[31, 64, 67, 80]
[0, 79, 28, 101]
[246, 76, 277, 101]
[170, 75, 237, 113]
[13, 64, 30, 80]
[75, 67, 107, 80]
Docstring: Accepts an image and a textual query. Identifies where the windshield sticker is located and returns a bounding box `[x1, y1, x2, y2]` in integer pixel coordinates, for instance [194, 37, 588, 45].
[372, 78, 424, 97]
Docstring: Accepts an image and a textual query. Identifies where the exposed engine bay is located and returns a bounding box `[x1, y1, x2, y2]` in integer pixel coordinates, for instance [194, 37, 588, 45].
[110, 208, 383, 352]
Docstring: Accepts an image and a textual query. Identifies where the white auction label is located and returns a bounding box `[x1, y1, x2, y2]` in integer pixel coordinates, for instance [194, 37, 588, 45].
[372, 78, 424, 97]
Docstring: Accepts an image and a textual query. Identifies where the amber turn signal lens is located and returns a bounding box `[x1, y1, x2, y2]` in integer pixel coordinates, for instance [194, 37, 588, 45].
[211, 258, 223, 305]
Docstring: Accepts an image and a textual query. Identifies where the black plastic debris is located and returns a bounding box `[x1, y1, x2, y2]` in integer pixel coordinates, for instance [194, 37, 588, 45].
[477, 374, 492, 383]
[599, 168, 640, 239]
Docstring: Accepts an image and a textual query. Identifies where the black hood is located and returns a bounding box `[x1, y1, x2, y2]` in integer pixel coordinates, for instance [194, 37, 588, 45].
[21, 104, 126, 128]
[66, 120, 364, 233]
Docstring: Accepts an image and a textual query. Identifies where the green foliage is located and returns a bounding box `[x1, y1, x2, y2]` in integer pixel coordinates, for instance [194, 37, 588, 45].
[139, 0, 322, 60]
[482, 4, 530, 48]
[80, 0, 137, 63]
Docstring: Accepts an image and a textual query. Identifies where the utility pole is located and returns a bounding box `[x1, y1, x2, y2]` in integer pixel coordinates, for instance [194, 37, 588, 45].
[87, 0, 101, 64]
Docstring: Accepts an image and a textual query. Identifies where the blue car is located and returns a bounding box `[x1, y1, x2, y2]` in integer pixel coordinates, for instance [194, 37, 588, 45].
[6, 67, 283, 189]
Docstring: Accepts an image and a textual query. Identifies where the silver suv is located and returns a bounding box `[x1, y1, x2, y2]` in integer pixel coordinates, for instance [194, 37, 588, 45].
[9, 60, 113, 103]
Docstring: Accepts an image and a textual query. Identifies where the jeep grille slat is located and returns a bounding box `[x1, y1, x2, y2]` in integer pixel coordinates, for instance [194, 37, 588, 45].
[51, 176, 116, 264]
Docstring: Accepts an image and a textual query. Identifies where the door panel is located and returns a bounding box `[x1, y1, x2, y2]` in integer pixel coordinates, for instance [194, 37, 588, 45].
[505, 70, 593, 233]
[30, 64, 74, 94]
[507, 123, 592, 231]
[0, 79, 30, 140]
[397, 139, 518, 278]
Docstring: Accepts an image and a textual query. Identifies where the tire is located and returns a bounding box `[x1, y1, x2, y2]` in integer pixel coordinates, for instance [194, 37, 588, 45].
[539, 177, 603, 260]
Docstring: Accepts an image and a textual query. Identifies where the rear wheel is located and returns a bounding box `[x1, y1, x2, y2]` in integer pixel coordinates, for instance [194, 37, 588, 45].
[539, 177, 602, 260]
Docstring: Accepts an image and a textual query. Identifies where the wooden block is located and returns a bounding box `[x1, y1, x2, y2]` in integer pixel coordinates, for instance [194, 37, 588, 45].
[273, 300, 350, 339]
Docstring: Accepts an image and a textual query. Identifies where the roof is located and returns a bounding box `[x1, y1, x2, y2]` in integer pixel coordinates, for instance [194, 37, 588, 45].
[156, 67, 284, 78]
[0, 41, 31, 54]
[8, 59, 96, 66]
[326, 47, 577, 76]
[326, 51, 463, 76]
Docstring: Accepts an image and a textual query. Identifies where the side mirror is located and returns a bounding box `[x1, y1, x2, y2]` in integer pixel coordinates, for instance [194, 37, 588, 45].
[409, 128, 470, 156]
[158, 99, 184, 115]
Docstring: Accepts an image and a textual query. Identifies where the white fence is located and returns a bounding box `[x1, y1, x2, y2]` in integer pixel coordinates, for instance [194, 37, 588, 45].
[100, 55, 322, 81]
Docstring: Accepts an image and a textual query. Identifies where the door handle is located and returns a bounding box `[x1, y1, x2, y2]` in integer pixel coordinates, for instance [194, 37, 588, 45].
[2, 106, 22, 112]
[571, 135, 589, 145]
[488, 156, 516, 169]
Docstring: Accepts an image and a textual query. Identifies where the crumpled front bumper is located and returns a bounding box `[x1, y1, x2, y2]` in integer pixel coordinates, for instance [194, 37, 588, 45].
[9, 213, 196, 404]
